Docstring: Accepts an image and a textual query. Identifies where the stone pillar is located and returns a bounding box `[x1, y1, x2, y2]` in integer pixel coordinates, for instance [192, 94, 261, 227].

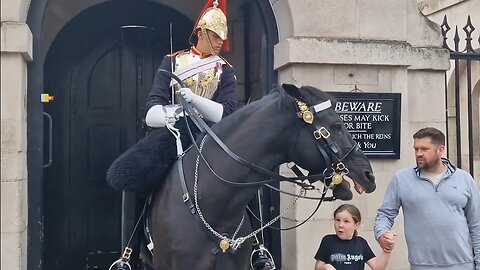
[271, 0, 450, 269]
[1, 19, 33, 270]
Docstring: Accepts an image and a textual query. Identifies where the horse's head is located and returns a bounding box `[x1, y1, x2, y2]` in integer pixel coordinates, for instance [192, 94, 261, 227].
[282, 84, 376, 200]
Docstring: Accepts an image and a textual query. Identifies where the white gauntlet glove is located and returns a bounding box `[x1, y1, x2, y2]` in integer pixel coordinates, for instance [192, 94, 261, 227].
[146, 104, 184, 127]
[178, 88, 224, 123]
[145, 105, 167, 127]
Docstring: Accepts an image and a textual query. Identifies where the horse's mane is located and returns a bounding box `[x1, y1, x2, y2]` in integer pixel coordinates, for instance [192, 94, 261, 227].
[214, 86, 291, 132]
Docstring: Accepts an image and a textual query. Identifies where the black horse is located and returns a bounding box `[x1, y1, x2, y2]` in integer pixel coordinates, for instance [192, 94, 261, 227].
[148, 84, 376, 270]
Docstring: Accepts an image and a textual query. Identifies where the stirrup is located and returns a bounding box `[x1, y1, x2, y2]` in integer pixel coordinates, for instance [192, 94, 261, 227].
[108, 247, 133, 270]
[108, 259, 131, 270]
[250, 244, 276, 270]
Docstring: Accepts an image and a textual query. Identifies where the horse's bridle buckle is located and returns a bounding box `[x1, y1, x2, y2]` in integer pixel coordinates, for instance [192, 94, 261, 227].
[313, 127, 330, 140]
[335, 162, 346, 171]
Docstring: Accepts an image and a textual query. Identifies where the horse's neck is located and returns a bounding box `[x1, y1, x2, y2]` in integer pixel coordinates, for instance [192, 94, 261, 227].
[216, 106, 295, 172]
[189, 99, 297, 221]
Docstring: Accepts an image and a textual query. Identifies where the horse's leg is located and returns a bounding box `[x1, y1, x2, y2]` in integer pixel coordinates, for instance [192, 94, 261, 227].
[151, 170, 178, 270]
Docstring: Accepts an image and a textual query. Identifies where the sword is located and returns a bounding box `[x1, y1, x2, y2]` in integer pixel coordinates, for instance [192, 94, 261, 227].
[169, 22, 175, 105]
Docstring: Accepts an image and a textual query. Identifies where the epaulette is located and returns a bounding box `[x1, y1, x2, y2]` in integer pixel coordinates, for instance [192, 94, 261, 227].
[218, 55, 233, 67]
[167, 49, 189, 57]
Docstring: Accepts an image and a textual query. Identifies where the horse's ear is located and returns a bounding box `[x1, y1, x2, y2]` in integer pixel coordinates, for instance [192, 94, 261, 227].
[282, 84, 303, 100]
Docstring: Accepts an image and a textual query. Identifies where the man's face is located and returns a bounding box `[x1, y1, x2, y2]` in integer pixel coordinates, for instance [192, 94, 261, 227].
[197, 29, 223, 55]
[413, 137, 444, 170]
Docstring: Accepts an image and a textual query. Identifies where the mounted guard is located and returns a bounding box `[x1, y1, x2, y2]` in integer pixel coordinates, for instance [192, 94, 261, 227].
[106, 0, 274, 269]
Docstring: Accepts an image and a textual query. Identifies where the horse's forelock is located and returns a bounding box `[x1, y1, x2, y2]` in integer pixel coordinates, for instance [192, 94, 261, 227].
[272, 86, 297, 110]
[267, 85, 338, 109]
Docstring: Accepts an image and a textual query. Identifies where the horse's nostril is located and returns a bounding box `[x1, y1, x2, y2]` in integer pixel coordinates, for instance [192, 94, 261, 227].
[366, 171, 375, 182]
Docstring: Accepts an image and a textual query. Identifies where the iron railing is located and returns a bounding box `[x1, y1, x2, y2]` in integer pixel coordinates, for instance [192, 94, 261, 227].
[441, 15, 480, 176]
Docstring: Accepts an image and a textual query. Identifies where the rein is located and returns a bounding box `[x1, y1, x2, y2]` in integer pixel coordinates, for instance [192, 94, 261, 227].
[180, 99, 323, 187]
[160, 69, 324, 187]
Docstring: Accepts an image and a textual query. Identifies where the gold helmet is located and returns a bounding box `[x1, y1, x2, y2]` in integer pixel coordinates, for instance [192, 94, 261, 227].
[189, 0, 228, 45]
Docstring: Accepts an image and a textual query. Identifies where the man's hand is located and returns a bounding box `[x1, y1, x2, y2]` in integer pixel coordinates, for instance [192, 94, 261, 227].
[378, 231, 396, 253]
[178, 88, 196, 103]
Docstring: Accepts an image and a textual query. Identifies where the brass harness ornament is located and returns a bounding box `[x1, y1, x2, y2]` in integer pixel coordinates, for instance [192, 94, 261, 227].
[297, 100, 314, 124]
[219, 238, 230, 253]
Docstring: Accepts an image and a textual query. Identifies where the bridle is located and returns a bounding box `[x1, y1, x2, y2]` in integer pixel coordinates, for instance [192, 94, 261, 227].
[295, 99, 360, 186]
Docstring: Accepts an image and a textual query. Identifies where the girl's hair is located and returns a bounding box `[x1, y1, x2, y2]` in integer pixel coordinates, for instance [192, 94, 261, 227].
[334, 204, 361, 236]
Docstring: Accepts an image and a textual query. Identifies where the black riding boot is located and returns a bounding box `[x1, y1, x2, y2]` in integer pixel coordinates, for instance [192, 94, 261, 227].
[251, 244, 275, 270]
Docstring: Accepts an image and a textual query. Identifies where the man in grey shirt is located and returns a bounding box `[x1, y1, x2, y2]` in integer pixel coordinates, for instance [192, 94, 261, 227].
[374, 127, 480, 270]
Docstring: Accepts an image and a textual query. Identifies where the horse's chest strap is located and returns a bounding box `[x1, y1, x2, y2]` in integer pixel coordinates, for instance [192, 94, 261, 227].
[178, 157, 196, 215]
[178, 156, 236, 256]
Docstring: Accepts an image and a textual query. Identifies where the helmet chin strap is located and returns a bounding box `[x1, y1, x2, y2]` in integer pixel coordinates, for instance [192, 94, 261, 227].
[201, 28, 219, 56]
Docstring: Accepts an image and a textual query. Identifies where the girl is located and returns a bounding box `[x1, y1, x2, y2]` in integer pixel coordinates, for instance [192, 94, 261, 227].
[314, 204, 394, 270]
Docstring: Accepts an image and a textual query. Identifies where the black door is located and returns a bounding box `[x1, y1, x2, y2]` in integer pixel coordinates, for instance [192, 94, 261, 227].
[43, 26, 162, 270]
[41, 2, 193, 268]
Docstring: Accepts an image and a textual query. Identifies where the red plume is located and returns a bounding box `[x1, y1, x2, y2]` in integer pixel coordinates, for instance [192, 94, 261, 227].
[196, 0, 229, 52]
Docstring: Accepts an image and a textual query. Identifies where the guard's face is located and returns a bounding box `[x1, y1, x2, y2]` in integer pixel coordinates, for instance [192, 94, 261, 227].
[414, 137, 444, 171]
[197, 29, 223, 55]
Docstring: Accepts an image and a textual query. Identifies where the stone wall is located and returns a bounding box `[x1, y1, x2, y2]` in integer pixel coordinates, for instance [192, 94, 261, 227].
[0, 0, 457, 270]
[272, 0, 450, 269]
[1, 14, 32, 270]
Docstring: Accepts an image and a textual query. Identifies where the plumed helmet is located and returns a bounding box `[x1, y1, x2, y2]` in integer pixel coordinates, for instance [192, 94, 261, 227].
[189, 0, 228, 46]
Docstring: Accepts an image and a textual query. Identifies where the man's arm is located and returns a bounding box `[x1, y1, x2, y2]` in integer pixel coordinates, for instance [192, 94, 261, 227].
[214, 65, 237, 117]
[374, 175, 401, 252]
[145, 56, 173, 112]
[464, 174, 480, 269]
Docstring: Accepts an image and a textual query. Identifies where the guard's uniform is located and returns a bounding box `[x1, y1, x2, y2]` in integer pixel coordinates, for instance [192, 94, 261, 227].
[146, 47, 237, 117]
[106, 48, 237, 193]
[107, 1, 274, 269]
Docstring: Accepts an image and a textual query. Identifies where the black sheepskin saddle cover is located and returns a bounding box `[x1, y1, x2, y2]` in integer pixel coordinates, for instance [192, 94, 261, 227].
[106, 120, 199, 193]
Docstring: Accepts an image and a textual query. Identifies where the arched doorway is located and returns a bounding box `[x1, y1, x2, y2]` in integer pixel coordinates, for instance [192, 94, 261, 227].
[27, 1, 279, 269]
[42, 2, 190, 269]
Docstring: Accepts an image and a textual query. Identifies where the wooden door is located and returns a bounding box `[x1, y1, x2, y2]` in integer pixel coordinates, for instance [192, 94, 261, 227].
[43, 29, 161, 270]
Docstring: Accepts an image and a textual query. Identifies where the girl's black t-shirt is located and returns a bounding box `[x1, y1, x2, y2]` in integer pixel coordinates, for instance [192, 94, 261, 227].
[314, 234, 375, 270]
